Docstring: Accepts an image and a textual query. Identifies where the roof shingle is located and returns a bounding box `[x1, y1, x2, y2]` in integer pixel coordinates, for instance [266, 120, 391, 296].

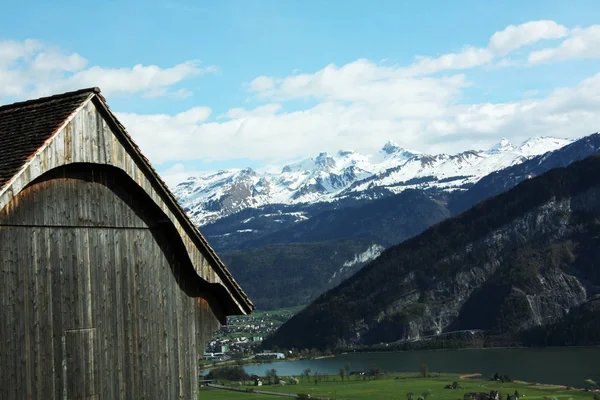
[0, 88, 99, 189]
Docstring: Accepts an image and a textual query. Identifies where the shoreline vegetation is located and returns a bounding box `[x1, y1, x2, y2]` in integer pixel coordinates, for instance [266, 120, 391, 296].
[201, 354, 337, 372]
[200, 370, 600, 400]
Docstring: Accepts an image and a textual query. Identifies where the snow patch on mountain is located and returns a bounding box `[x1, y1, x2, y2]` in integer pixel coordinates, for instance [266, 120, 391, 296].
[518, 136, 571, 156]
[486, 138, 515, 154]
[172, 136, 573, 225]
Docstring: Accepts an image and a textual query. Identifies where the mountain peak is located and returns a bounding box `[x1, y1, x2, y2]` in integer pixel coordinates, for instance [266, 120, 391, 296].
[382, 140, 403, 155]
[487, 137, 515, 154]
[517, 136, 574, 156]
[315, 152, 336, 168]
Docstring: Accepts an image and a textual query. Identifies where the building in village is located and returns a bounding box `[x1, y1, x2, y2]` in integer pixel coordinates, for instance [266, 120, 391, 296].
[255, 352, 286, 360]
[0, 88, 254, 399]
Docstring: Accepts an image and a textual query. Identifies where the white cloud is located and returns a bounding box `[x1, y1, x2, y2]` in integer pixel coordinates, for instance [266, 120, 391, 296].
[0, 39, 41, 67]
[159, 163, 216, 188]
[249, 58, 469, 106]
[384, 20, 570, 78]
[174, 88, 193, 99]
[119, 70, 600, 166]
[3, 20, 600, 173]
[0, 39, 215, 101]
[405, 47, 493, 76]
[489, 20, 569, 55]
[33, 61, 212, 98]
[246, 20, 571, 90]
[225, 104, 282, 119]
[528, 25, 600, 64]
[31, 48, 88, 72]
[249, 75, 276, 92]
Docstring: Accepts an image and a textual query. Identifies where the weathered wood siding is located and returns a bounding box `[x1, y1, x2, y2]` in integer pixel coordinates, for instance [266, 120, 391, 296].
[0, 165, 220, 399]
[0, 98, 246, 314]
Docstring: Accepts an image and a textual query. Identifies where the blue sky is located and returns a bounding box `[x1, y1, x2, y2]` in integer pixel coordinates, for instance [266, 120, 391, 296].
[1, 0, 600, 183]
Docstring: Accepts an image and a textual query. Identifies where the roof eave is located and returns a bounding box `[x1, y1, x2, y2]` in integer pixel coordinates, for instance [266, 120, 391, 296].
[89, 94, 254, 316]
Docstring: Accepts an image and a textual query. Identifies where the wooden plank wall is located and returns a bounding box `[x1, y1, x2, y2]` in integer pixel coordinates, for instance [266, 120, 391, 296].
[0, 166, 221, 399]
[0, 98, 247, 315]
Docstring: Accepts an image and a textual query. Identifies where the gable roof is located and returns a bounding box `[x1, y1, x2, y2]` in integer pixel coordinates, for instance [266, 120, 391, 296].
[0, 87, 254, 315]
[0, 88, 97, 189]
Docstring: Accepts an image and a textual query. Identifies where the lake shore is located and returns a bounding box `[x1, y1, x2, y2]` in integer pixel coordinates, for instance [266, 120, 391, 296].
[242, 346, 600, 388]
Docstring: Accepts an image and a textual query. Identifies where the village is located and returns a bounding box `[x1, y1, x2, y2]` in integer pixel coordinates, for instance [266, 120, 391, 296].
[203, 310, 293, 359]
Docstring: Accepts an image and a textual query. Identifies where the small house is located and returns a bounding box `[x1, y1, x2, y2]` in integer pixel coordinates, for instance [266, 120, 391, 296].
[0, 88, 254, 399]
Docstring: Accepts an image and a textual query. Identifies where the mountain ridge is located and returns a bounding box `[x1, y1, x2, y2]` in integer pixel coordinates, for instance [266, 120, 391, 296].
[173, 136, 573, 225]
[200, 133, 600, 312]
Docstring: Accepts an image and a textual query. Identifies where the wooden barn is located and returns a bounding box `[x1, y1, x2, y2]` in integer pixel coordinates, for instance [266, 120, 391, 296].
[0, 88, 254, 399]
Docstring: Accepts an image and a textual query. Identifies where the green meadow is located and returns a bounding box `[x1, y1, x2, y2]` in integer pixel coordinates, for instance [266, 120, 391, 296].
[199, 373, 596, 400]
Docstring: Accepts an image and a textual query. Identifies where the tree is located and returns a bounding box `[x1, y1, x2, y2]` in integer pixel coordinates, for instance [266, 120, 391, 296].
[232, 351, 244, 366]
[206, 365, 249, 381]
[345, 363, 350, 377]
[422, 390, 431, 400]
[266, 368, 278, 384]
[586, 379, 598, 390]
[302, 368, 311, 382]
[368, 365, 381, 380]
[314, 372, 319, 385]
[339, 368, 345, 381]
[407, 392, 415, 400]
[420, 364, 429, 378]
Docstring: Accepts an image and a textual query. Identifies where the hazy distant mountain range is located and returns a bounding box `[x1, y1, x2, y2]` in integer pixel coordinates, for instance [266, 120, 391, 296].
[173, 136, 572, 226]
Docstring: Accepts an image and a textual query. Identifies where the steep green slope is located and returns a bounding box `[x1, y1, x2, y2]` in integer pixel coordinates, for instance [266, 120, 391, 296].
[241, 189, 451, 248]
[263, 155, 600, 350]
[218, 190, 450, 309]
[220, 238, 379, 309]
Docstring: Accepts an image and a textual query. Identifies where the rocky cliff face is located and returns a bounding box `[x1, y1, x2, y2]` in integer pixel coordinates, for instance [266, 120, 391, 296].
[263, 155, 600, 350]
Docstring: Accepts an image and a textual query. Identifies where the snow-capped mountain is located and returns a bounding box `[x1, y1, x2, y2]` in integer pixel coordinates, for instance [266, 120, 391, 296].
[172, 136, 573, 225]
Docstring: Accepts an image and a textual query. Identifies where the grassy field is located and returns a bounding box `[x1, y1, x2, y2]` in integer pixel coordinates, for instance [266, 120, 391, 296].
[199, 373, 597, 400]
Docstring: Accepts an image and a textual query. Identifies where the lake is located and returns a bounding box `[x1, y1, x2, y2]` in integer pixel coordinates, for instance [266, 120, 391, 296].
[244, 347, 600, 387]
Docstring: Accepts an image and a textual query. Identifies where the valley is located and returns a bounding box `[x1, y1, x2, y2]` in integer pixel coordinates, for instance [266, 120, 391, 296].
[176, 133, 600, 356]
[180, 134, 600, 313]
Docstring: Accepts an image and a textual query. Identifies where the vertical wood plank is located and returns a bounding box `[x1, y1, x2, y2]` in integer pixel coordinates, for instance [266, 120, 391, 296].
[0, 162, 227, 399]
